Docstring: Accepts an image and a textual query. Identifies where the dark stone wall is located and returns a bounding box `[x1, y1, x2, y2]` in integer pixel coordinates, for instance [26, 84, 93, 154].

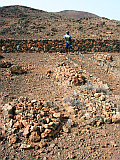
[0, 39, 120, 53]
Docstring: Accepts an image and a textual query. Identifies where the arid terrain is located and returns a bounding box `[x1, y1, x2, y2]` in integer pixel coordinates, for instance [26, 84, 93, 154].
[0, 5, 120, 160]
[0, 51, 120, 160]
[0, 5, 120, 40]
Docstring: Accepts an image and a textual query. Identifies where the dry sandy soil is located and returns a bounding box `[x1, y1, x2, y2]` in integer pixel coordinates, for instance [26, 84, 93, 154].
[0, 51, 120, 160]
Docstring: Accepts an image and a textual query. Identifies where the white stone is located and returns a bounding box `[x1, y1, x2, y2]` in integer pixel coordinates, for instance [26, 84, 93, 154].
[20, 144, 32, 149]
[31, 99, 37, 103]
[3, 103, 13, 115]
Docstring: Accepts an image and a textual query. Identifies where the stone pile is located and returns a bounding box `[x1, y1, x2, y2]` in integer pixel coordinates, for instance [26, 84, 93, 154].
[2, 98, 65, 147]
[78, 89, 120, 126]
[1, 39, 120, 53]
[53, 61, 120, 125]
[92, 53, 120, 82]
[62, 75, 120, 126]
[94, 53, 113, 62]
[53, 62, 87, 86]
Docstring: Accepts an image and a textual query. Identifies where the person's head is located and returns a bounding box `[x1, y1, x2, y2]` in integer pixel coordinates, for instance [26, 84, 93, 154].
[66, 31, 69, 35]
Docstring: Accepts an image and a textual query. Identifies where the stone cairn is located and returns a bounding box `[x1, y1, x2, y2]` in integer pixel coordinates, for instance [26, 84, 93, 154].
[53, 62, 120, 126]
[2, 98, 66, 149]
[63, 79, 120, 126]
[53, 62, 87, 86]
[92, 52, 120, 80]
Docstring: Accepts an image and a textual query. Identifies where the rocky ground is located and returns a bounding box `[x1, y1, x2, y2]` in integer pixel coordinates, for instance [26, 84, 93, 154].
[0, 51, 120, 160]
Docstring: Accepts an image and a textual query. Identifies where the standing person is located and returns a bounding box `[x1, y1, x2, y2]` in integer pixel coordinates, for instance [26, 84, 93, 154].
[63, 31, 71, 54]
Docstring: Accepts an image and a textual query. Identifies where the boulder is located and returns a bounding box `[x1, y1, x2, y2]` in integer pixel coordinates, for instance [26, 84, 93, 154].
[104, 117, 112, 124]
[112, 114, 120, 123]
[10, 65, 26, 74]
[20, 144, 32, 150]
[3, 103, 14, 116]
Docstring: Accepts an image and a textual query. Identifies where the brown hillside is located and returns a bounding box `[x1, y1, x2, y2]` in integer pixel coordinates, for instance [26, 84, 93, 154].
[0, 5, 120, 40]
[54, 10, 99, 19]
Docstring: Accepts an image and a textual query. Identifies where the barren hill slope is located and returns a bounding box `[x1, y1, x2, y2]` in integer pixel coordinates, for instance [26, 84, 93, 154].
[0, 5, 120, 40]
[54, 10, 99, 19]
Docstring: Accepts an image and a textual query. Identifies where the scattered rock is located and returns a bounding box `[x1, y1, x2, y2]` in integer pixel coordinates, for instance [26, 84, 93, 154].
[29, 131, 41, 142]
[2, 98, 64, 146]
[53, 112, 61, 118]
[50, 142, 56, 148]
[62, 125, 70, 133]
[100, 95, 106, 101]
[20, 144, 33, 150]
[110, 140, 118, 147]
[23, 125, 30, 136]
[0, 60, 12, 68]
[39, 139, 47, 148]
[112, 114, 120, 123]
[68, 151, 75, 159]
[8, 135, 18, 144]
[87, 118, 96, 126]
[94, 93, 101, 98]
